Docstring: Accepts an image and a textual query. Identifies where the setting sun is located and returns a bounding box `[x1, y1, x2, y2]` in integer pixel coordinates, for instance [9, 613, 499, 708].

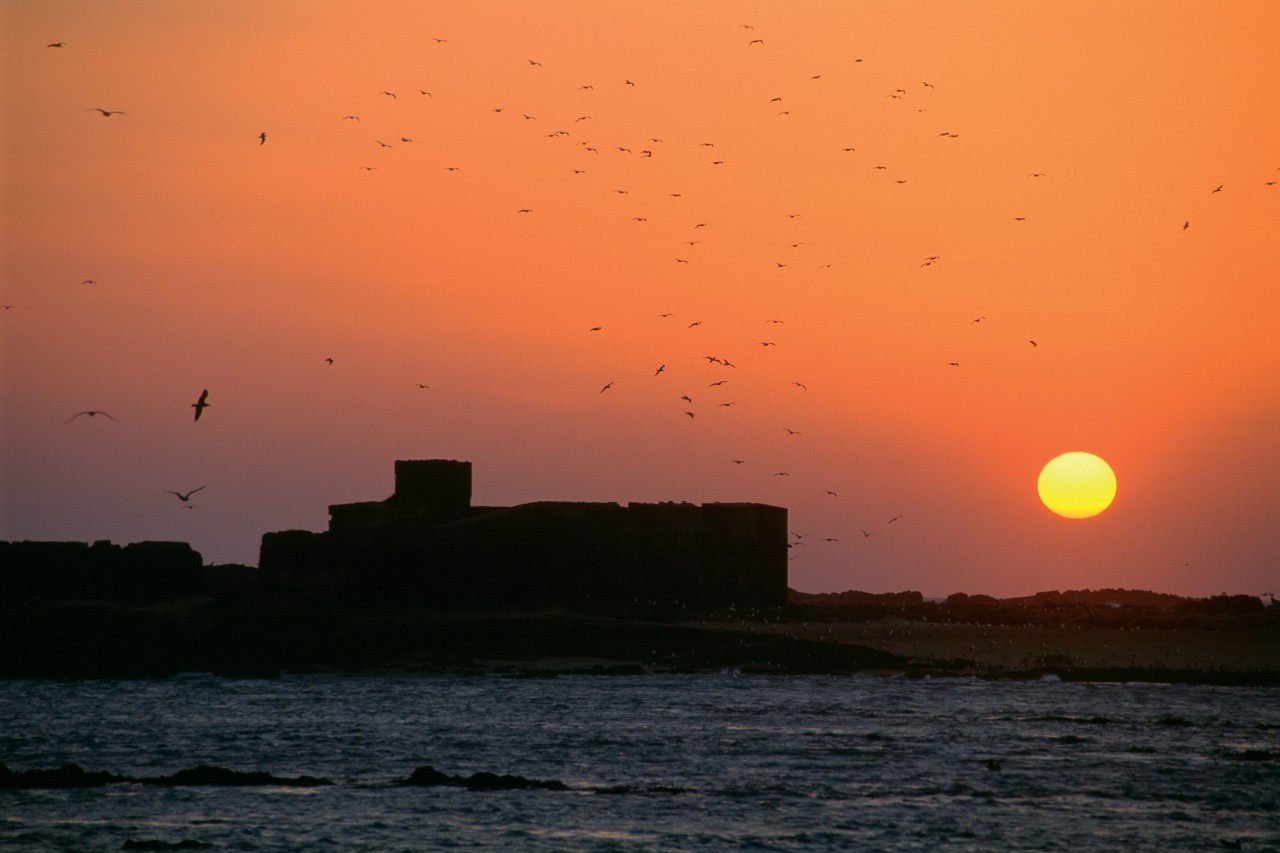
[1037, 452, 1117, 519]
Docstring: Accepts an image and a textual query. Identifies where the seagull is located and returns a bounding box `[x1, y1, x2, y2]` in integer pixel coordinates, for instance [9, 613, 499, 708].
[415, 384, 430, 389]
[887, 515, 904, 524]
[324, 357, 334, 365]
[971, 316, 987, 323]
[258, 132, 267, 145]
[784, 428, 802, 435]
[1211, 184, 1223, 193]
[358, 166, 377, 171]
[165, 486, 206, 502]
[823, 491, 838, 497]
[1183, 221, 1190, 230]
[793, 382, 807, 390]
[946, 362, 960, 367]
[655, 364, 666, 376]
[191, 389, 209, 421]
[86, 108, 128, 116]
[66, 410, 118, 423]
[343, 115, 360, 120]
[379, 91, 397, 99]
[600, 381, 614, 393]
[48, 42, 66, 48]
[860, 529, 874, 538]
[1029, 340, 1038, 347]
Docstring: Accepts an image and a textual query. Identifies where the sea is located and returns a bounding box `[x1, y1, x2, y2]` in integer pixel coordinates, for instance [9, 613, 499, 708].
[1, 672, 1277, 852]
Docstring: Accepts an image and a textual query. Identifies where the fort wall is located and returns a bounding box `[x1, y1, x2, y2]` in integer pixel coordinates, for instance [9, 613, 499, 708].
[260, 460, 787, 608]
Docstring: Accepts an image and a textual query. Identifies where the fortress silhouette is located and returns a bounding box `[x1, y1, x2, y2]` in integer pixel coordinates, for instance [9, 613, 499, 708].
[259, 459, 788, 608]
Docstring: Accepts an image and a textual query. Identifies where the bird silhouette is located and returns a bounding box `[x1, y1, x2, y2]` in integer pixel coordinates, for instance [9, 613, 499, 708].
[258, 132, 267, 145]
[165, 486, 206, 502]
[47, 42, 66, 47]
[66, 410, 117, 423]
[600, 381, 614, 393]
[191, 389, 209, 421]
[86, 108, 128, 117]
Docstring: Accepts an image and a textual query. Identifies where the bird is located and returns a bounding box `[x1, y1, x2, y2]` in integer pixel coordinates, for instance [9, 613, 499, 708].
[324, 357, 334, 365]
[66, 410, 117, 423]
[1029, 340, 1038, 347]
[258, 132, 267, 145]
[81, 279, 97, 285]
[946, 362, 960, 367]
[709, 380, 729, 387]
[374, 140, 392, 148]
[600, 381, 614, 393]
[379, 91, 397, 99]
[784, 428, 801, 435]
[823, 491, 838, 497]
[1211, 184, 1223, 193]
[684, 411, 695, 418]
[528, 59, 541, 66]
[655, 364, 666, 376]
[887, 515, 904, 524]
[588, 326, 602, 332]
[971, 316, 987, 323]
[516, 209, 532, 213]
[860, 529, 874, 538]
[47, 42, 66, 48]
[1182, 221, 1190, 230]
[415, 384, 430, 389]
[86, 108, 128, 116]
[191, 389, 209, 421]
[358, 166, 377, 171]
[165, 486, 206, 502]
[792, 382, 807, 390]
[343, 115, 360, 121]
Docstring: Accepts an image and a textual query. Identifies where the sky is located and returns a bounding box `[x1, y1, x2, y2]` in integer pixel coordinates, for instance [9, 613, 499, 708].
[2, 1, 1277, 599]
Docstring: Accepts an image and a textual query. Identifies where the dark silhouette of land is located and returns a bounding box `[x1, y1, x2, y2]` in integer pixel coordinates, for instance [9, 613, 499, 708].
[1, 461, 1274, 683]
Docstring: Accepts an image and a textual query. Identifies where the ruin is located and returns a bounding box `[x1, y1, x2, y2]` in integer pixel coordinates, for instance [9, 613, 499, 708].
[259, 459, 788, 608]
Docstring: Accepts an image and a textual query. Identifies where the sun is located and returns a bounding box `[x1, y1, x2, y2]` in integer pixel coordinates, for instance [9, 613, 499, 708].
[1037, 452, 1116, 519]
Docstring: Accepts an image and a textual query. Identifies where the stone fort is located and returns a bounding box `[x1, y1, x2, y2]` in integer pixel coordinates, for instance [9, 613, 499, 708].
[259, 459, 788, 608]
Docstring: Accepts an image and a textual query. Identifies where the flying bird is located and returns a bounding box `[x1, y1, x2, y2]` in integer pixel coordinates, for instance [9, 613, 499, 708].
[379, 91, 397, 99]
[165, 486, 206, 502]
[324, 357, 334, 365]
[258, 132, 267, 145]
[48, 42, 65, 47]
[600, 381, 614, 393]
[66, 410, 117, 423]
[823, 491, 838, 497]
[85, 108, 127, 116]
[1029, 340, 1038, 347]
[861, 529, 874, 538]
[655, 364, 666, 376]
[1182, 221, 1190, 230]
[191, 389, 209, 421]
[888, 515, 904, 524]
[1211, 185, 1223, 193]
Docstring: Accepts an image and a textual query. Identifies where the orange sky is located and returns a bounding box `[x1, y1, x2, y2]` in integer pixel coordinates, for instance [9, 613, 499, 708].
[3, 1, 1277, 598]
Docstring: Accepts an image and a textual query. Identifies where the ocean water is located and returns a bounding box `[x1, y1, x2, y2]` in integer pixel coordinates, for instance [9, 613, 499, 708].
[1, 673, 1277, 852]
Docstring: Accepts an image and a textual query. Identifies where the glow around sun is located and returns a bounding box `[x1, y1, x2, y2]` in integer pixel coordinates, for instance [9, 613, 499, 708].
[1037, 452, 1117, 519]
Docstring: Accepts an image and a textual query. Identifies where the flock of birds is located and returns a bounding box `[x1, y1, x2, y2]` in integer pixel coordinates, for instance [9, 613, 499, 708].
[30, 26, 1274, 571]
